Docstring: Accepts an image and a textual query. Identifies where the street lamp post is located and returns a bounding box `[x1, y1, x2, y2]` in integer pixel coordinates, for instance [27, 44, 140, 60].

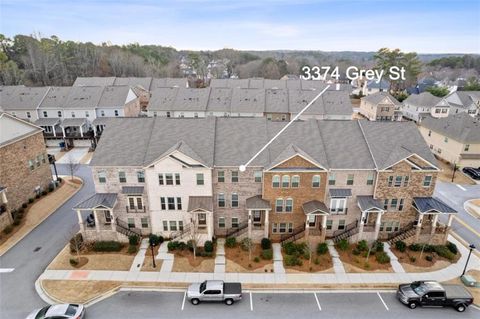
[150, 241, 156, 268]
[461, 244, 476, 276]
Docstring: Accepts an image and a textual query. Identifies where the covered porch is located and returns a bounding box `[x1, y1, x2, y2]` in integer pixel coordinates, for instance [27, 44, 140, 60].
[302, 200, 329, 241]
[413, 197, 456, 244]
[61, 118, 91, 138]
[92, 117, 110, 138]
[246, 195, 271, 240]
[357, 196, 385, 242]
[187, 196, 214, 245]
[35, 118, 63, 138]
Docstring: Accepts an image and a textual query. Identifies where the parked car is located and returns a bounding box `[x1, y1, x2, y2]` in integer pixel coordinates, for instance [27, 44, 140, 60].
[462, 167, 480, 180]
[397, 281, 474, 312]
[25, 304, 85, 319]
[187, 280, 242, 305]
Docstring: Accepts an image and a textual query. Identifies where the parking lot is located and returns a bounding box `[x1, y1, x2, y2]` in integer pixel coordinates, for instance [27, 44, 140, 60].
[86, 290, 480, 319]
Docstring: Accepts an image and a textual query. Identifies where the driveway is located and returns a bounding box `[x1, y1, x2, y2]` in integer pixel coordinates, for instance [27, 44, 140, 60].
[0, 164, 94, 319]
[56, 147, 89, 164]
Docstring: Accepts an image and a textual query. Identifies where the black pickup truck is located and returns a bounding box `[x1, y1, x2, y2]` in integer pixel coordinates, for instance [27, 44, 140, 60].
[397, 281, 474, 312]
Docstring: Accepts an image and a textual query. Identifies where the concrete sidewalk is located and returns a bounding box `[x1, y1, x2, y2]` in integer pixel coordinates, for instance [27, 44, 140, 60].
[38, 235, 479, 286]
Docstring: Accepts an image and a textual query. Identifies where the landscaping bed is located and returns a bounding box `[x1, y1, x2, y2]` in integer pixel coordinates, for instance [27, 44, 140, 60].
[225, 237, 273, 272]
[169, 239, 216, 272]
[391, 240, 460, 272]
[42, 280, 121, 304]
[282, 242, 333, 273]
[141, 243, 163, 271]
[336, 240, 392, 272]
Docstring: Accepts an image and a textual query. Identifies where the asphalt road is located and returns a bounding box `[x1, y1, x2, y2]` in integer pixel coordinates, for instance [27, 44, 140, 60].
[87, 290, 480, 319]
[0, 164, 94, 319]
[435, 181, 480, 248]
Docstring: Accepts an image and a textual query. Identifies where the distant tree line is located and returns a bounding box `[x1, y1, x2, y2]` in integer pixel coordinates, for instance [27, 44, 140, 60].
[428, 55, 480, 71]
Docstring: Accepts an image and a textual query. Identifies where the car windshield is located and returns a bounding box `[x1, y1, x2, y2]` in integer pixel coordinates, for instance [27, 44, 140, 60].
[199, 281, 207, 293]
[412, 284, 428, 295]
[35, 306, 51, 319]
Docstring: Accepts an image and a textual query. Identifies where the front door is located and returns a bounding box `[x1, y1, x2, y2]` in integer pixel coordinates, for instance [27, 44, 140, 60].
[198, 213, 207, 228]
[308, 215, 316, 227]
[253, 210, 261, 225]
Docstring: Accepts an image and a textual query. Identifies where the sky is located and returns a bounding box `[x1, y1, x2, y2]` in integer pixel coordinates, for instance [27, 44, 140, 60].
[1, 0, 479, 53]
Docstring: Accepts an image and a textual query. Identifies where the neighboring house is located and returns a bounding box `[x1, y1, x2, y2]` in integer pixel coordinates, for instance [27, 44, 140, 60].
[0, 86, 50, 122]
[0, 113, 53, 231]
[444, 91, 480, 117]
[209, 78, 346, 91]
[419, 113, 480, 167]
[402, 92, 450, 122]
[73, 117, 455, 247]
[361, 79, 390, 96]
[359, 92, 402, 121]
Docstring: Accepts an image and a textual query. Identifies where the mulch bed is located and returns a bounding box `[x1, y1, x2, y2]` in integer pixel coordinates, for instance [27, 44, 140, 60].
[337, 245, 392, 272]
[172, 249, 214, 267]
[391, 247, 460, 267]
[225, 244, 272, 271]
[283, 251, 333, 272]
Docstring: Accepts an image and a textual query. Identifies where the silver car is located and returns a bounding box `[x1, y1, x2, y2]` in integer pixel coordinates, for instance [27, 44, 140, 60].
[25, 304, 85, 319]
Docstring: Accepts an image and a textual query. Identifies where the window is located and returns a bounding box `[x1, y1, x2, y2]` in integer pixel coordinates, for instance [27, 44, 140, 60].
[85, 111, 89, 118]
[193, 112, 199, 118]
[254, 171, 262, 183]
[26, 111, 31, 119]
[231, 171, 239, 183]
[346, 174, 354, 185]
[328, 174, 336, 186]
[160, 198, 166, 210]
[137, 171, 145, 183]
[253, 211, 261, 223]
[444, 137, 448, 143]
[390, 198, 398, 210]
[141, 218, 148, 228]
[114, 110, 119, 117]
[338, 220, 345, 230]
[158, 174, 164, 185]
[275, 199, 283, 212]
[165, 173, 174, 185]
[129, 198, 135, 209]
[175, 173, 181, 185]
[71, 111, 75, 118]
[231, 193, 239, 208]
[272, 223, 278, 233]
[35, 155, 41, 167]
[383, 199, 389, 210]
[118, 171, 126, 183]
[366, 173, 374, 185]
[398, 199, 404, 211]
[465, 144, 470, 151]
[28, 160, 34, 171]
[137, 197, 143, 210]
[231, 217, 239, 228]
[394, 176, 402, 187]
[218, 193, 225, 207]
[218, 217, 225, 228]
[272, 175, 280, 188]
[330, 198, 346, 214]
[281, 175, 290, 188]
[176, 197, 182, 210]
[166, 111, 171, 118]
[57, 111, 62, 117]
[98, 171, 106, 183]
[326, 220, 333, 230]
[423, 175, 433, 187]
[312, 175, 321, 188]
[169, 221, 177, 231]
[163, 221, 168, 231]
[435, 109, 441, 114]
[196, 173, 204, 185]
[178, 221, 184, 231]
[168, 197, 175, 210]
[217, 171, 225, 183]
[43, 111, 48, 117]
[291, 175, 300, 188]
[128, 218, 135, 229]
[41, 153, 46, 163]
[381, 221, 400, 232]
[387, 176, 394, 187]
[285, 198, 293, 212]
[101, 110, 105, 117]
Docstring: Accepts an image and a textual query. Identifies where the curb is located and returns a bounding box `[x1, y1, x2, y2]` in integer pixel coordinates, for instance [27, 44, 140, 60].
[463, 199, 480, 219]
[35, 279, 63, 305]
[0, 176, 84, 257]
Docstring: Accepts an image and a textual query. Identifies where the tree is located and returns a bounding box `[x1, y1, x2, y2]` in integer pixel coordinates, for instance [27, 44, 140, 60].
[67, 225, 83, 264]
[188, 215, 202, 261]
[65, 155, 79, 181]
[464, 77, 480, 91]
[426, 86, 450, 97]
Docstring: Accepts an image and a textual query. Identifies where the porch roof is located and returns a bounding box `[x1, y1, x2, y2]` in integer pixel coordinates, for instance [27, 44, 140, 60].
[73, 193, 117, 210]
[357, 195, 384, 212]
[92, 117, 112, 126]
[188, 196, 213, 212]
[34, 118, 61, 126]
[302, 200, 329, 215]
[413, 197, 457, 214]
[246, 195, 271, 210]
[329, 188, 352, 197]
[121, 186, 144, 195]
[62, 118, 87, 127]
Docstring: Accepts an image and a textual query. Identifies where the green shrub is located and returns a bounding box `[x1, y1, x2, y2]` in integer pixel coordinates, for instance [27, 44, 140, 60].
[254, 257, 260, 263]
[352, 248, 361, 255]
[261, 249, 273, 260]
[261, 238, 271, 250]
[225, 237, 237, 248]
[314, 257, 320, 265]
[434, 245, 455, 260]
[3, 225, 13, 235]
[178, 242, 188, 251]
[36, 194, 40, 199]
[168, 241, 179, 251]
[374, 241, 384, 252]
[283, 242, 296, 255]
[48, 185, 55, 192]
[423, 244, 435, 253]
[22, 203, 28, 209]
[129, 235, 139, 246]
[357, 240, 368, 252]
[16, 213, 24, 220]
[284, 254, 299, 266]
[17, 207, 24, 214]
[69, 233, 84, 253]
[409, 243, 421, 252]
[69, 258, 79, 266]
[446, 242, 458, 255]
[395, 240, 407, 252]
[149, 234, 163, 246]
[337, 239, 349, 251]
[240, 238, 252, 251]
[316, 242, 328, 255]
[127, 245, 138, 254]
[57, 177, 63, 182]
[12, 218, 21, 226]
[409, 256, 416, 263]
[376, 252, 390, 264]
[302, 251, 310, 260]
[28, 198, 34, 204]
[425, 255, 433, 262]
[204, 240, 214, 253]
[93, 241, 123, 252]
[41, 190, 47, 196]
[364, 262, 371, 270]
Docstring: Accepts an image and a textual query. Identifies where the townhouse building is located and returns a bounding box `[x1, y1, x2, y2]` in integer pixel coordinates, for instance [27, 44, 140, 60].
[401, 92, 450, 122]
[359, 91, 402, 121]
[444, 91, 480, 117]
[74, 117, 456, 246]
[0, 86, 49, 122]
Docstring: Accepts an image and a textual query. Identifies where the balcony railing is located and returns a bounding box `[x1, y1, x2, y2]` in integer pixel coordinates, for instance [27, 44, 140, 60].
[126, 205, 146, 213]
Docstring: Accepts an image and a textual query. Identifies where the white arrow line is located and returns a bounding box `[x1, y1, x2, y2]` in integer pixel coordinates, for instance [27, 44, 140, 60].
[0, 268, 15, 273]
[239, 85, 330, 171]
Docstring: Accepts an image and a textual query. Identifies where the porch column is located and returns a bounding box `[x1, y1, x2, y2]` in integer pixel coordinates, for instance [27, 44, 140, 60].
[94, 127, 97, 137]
[76, 209, 85, 232]
[110, 209, 115, 231]
[247, 210, 252, 240]
[93, 210, 100, 233]
[431, 214, 439, 235]
[0, 190, 7, 204]
[305, 218, 310, 238]
[207, 212, 213, 240]
[447, 214, 454, 227]
[374, 212, 382, 240]
[321, 214, 327, 242]
[79, 125, 84, 137]
[264, 210, 269, 239]
[358, 210, 366, 239]
[415, 214, 424, 241]
[61, 126, 66, 138]
[52, 125, 56, 137]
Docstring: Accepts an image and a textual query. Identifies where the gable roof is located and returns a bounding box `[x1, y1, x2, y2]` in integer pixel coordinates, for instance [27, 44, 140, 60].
[267, 144, 324, 170]
[73, 193, 117, 209]
[421, 113, 480, 143]
[172, 88, 210, 112]
[0, 112, 43, 147]
[362, 91, 400, 106]
[38, 86, 71, 109]
[0, 86, 50, 110]
[63, 86, 104, 109]
[403, 92, 443, 108]
[97, 86, 133, 108]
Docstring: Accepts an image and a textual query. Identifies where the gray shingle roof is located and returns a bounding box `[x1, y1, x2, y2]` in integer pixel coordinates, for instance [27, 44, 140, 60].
[246, 195, 271, 210]
[63, 86, 104, 109]
[73, 77, 115, 86]
[421, 113, 480, 143]
[362, 91, 400, 106]
[302, 200, 328, 215]
[413, 197, 457, 214]
[265, 89, 288, 113]
[38, 87, 71, 109]
[113, 77, 152, 90]
[34, 118, 61, 126]
[97, 86, 133, 108]
[207, 88, 232, 112]
[403, 92, 443, 108]
[231, 88, 265, 113]
[0, 86, 50, 110]
[73, 193, 117, 209]
[173, 88, 210, 112]
[148, 88, 179, 111]
[149, 78, 188, 90]
[121, 186, 144, 194]
[188, 196, 213, 212]
[329, 189, 352, 197]
[357, 196, 384, 212]
[62, 118, 87, 127]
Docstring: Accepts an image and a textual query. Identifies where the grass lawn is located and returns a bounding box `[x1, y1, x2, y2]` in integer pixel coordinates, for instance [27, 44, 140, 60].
[42, 280, 121, 304]
[225, 244, 273, 273]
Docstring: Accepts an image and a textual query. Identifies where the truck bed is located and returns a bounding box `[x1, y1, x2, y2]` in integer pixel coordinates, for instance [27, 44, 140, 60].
[224, 283, 242, 295]
[443, 284, 473, 299]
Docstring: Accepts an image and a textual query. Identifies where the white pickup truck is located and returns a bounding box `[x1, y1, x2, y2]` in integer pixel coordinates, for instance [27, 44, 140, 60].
[187, 280, 242, 305]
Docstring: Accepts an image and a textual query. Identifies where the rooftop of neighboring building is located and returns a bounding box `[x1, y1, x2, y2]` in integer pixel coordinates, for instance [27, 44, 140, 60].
[0, 86, 50, 110]
[0, 112, 43, 147]
[420, 113, 480, 144]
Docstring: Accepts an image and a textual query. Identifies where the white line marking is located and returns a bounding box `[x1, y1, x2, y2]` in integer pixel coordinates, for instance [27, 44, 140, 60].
[0, 268, 14, 273]
[456, 184, 467, 191]
[314, 293, 322, 311]
[377, 292, 389, 311]
[250, 292, 253, 311]
[181, 291, 186, 310]
[240, 85, 330, 171]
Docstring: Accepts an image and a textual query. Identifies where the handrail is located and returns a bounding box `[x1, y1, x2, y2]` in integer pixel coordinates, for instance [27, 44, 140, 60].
[226, 221, 249, 237]
[332, 220, 358, 237]
[115, 218, 141, 237]
[171, 224, 192, 240]
[387, 221, 415, 241]
[280, 224, 306, 243]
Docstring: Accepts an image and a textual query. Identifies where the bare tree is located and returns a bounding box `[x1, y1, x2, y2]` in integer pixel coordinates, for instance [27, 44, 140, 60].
[188, 215, 201, 261]
[67, 225, 83, 264]
[65, 155, 79, 181]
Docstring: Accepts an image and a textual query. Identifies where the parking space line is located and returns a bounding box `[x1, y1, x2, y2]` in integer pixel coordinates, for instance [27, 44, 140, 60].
[377, 292, 389, 311]
[313, 293, 322, 311]
[250, 292, 253, 311]
[456, 184, 467, 191]
[181, 291, 186, 311]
